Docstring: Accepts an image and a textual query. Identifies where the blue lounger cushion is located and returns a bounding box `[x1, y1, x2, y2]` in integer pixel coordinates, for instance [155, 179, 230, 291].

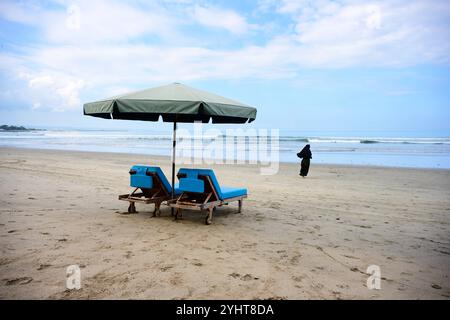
[177, 168, 247, 200]
[130, 165, 181, 195]
[179, 178, 205, 193]
[130, 165, 153, 189]
[220, 186, 247, 199]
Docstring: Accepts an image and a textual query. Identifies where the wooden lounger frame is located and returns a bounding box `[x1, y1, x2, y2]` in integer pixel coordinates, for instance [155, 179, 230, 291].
[168, 174, 246, 225]
[118, 172, 170, 216]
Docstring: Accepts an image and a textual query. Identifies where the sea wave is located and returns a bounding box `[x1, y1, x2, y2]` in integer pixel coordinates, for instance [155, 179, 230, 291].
[306, 137, 450, 145]
[358, 138, 450, 145]
[2, 130, 450, 145]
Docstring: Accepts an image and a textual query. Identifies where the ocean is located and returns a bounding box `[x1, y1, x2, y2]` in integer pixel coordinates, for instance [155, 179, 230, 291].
[1, 128, 449, 169]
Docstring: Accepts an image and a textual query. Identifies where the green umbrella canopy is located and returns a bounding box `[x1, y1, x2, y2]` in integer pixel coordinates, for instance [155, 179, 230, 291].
[83, 83, 257, 123]
[83, 83, 257, 202]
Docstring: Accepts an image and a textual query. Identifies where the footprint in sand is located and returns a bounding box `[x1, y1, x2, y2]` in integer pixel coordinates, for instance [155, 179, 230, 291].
[241, 274, 258, 281]
[290, 254, 302, 264]
[292, 275, 305, 282]
[434, 249, 450, 256]
[263, 296, 287, 300]
[0, 258, 12, 266]
[229, 273, 259, 281]
[4, 277, 33, 285]
[431, 284, 442, 290]
[355, 225, 372, 229]
[337, 284, 350, 289]
[169, 274, 183, 286]
[268, 202, 281, 210]
[191, 260, 203, 267]
[160, 265, 174, 272]
[315, 266, 325, 271]
[37, 264, 51, 270]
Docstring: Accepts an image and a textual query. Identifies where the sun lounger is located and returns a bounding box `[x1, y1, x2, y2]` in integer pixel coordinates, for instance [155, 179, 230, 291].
[118, 165, 179, 216]
[168, 168, 247, 225]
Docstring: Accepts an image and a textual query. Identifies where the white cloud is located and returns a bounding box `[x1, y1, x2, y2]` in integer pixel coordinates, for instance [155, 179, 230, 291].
[277, 0, 306, 14]
[56, 79, 85, 110]
[0, 0, 181, 44]
[19, 72, 85, 111]
[0, 0, 449, 112]
[0, 0, 42, 24]
[280, 0, 450, 67]
[28, 75, 54, 88]
[366, 5, 381, 30]
[192, 5, 251, 34]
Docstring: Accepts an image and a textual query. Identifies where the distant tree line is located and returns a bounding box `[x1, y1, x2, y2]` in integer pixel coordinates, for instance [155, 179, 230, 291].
[0, 125, 44, 131]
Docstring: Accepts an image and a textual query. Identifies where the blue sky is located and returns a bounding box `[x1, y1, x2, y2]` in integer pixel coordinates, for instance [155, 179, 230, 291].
[0, 0, 449, 134]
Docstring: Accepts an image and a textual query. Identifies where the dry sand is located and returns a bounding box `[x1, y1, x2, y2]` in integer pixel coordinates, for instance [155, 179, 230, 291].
[0, 147, 449, 299]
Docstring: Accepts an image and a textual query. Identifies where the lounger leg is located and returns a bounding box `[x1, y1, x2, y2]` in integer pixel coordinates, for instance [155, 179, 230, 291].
[128, 202, 137, 214]
[205, 207, 213, 225]
[156, 202, 161, 217]
[174, 208, 182, 221]
[238, 200, 242, 213]
[152, 202, 161, 217]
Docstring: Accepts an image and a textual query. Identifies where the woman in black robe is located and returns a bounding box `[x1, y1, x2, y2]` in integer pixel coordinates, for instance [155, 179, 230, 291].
[297, 144, 312, 177]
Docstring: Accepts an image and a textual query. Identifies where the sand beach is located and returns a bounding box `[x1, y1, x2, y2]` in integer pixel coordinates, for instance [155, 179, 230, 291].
[0, 147, 449, 299]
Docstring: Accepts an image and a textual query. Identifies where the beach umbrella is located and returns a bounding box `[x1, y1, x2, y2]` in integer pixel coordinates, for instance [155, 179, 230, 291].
[83, 82, 257, 201]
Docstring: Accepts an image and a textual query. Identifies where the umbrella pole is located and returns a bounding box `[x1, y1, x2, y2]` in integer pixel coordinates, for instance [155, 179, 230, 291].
[171, 120, 177, 215]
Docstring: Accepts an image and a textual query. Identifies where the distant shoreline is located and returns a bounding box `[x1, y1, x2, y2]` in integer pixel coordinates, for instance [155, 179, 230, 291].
[0, 146, 448, 172]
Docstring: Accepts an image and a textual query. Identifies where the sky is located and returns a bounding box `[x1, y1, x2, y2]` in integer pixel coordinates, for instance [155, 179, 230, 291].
[0, 0, 449, 134]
